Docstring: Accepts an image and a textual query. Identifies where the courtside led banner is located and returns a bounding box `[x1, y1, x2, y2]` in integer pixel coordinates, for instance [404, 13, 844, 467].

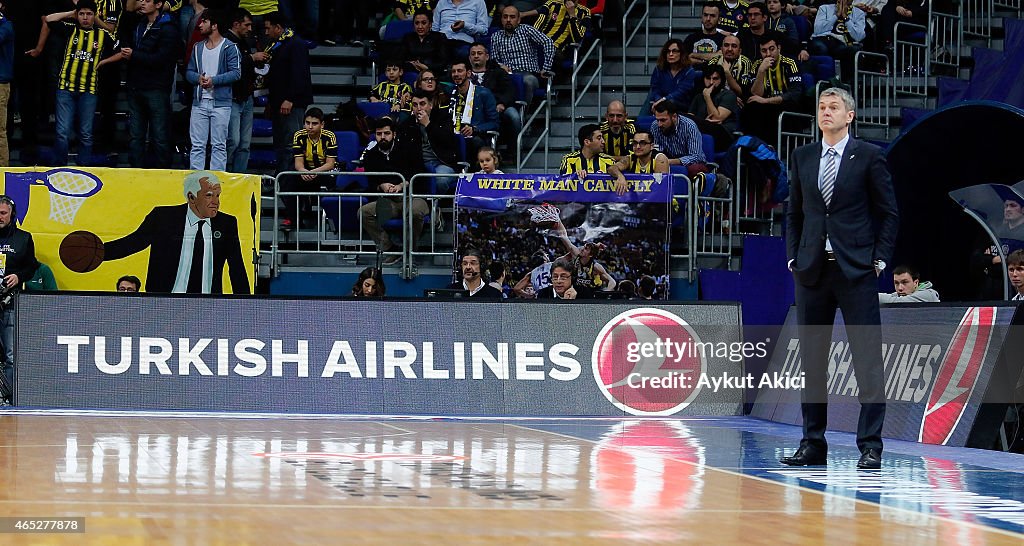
[2, 168, 260, 293]
[455, 173, 673, 299]
[16, 294, 744, 416]
[751, 304, 1017, 446]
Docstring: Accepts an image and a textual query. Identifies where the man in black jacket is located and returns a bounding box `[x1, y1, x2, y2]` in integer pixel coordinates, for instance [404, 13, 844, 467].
[263, 11, 314, 172]
[123, 0, 180, 168]
[0, 195, 39, 404]
[358, 117, 429, 265]
[402, 89, 459, 192]
[225, 7, 257, 173]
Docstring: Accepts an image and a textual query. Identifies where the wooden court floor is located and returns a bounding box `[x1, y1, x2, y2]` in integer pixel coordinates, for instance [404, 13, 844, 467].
[0, 413, 1021, 545]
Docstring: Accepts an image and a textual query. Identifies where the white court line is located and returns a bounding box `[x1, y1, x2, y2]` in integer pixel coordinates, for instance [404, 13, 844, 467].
[0, 409, 729, 421]
[512, 424, 1024, 540]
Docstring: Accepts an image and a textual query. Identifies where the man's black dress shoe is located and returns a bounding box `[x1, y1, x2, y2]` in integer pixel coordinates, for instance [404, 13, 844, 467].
[857, 448, 882, 469]
[780, 446, 827, 466]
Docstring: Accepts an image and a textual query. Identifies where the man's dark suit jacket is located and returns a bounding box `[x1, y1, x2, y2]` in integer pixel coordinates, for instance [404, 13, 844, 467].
[104, 204, 251, 294]
[785, 138, 899, 285]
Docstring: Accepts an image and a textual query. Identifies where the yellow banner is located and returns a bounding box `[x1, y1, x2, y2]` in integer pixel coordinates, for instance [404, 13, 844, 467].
[2, 168, 261, 294]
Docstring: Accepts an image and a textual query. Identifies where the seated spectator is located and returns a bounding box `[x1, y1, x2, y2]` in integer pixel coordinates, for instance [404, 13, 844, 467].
[116, 275, 142, 292]
[649, 100, 707, 176]
[371, 59, 414, 114]
[24, 263, 58, 292]
[400, 9, 450, 76]
[742, 35, 803, 145]
[46, 0, 124, 166]
[415, 70, 452, 112]
[450, 58, 499, 161]
[358, 116, 430, 264]
[392, 0, 439, 25]
[186, 8, 241, 172]
[645, 38, 698, 115]
[1010, 250, 1024, 301]
[477, 146, 504, 173]
[875, 0, 927, 52]
[618, 130, 669, 174]
[533, 0, 591, 51]
[402, 89, 459, 190]
[809, 0, 866, 82]
[684, 2, 726, 65]
[739, 3, 807, 62]
[536, 259, 587, 299]
[432, 0, 489, 52]
[599, 100, 636, 161]
[489, 5, 555, 103]
[971, 198, 1024, 299]
[688, 63, 739, 145]
[718, 0, 750, 35]
[280, 107, 338, 229]
[351, 267, 386, 297]
[879, 265, 939, 303]
[638, 274, 656, 299]
[708, 34, 754, 97]
[766, 0, 800, 44]
[468, 42, 521, 151]
[487, 260, 509, 297]
[559, 124, 628, 195]
[617, 278, 637, 299]
[446, 248, 504, 297]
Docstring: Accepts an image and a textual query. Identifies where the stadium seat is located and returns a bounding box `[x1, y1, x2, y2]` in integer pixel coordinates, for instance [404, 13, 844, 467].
[320, 195, 367, 238]
[252, 118, 273, 137]
[249, 149, 277, 169]
[382, 20, 414, 42]
[334, 131, 363, 179]
[357, 101, 394, 119]
[790, 13, 811, 43]
[809, 56, 836, 84]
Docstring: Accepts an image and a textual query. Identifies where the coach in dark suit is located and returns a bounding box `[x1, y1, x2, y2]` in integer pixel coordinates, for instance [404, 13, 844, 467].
[103, 171, 251, 294]
[782, 87, 898, 470]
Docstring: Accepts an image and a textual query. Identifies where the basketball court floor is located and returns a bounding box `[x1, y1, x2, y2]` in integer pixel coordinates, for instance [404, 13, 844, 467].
[0, 411, 1021, 544]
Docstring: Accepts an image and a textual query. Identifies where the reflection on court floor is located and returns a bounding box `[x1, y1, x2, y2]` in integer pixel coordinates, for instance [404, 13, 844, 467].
[0, 413, 1021, 544]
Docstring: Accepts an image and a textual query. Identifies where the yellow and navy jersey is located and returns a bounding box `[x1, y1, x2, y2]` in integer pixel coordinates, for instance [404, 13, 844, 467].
[534, 0, 591, 49]
[751, 55, 801, 98]
[625, 152, 656, 174]
[58, 24, 118, 94]
[560, 151, 616, 175]
[708, 53, 753, 85]
[371, 81, 413, 108]
[572, 256, 603, 289]
[395, 0, 437, 14]
[599, 120, 636, 158]
[718, 0, 750, 34]
[292, 129, 339, 170]
[96, 0, 124, 35]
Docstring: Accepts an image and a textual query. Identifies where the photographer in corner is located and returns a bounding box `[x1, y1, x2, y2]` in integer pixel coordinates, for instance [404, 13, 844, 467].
[0, 196, 39, 406]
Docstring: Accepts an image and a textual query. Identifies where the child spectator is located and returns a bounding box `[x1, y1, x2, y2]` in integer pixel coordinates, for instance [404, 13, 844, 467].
[371, 59, 413, 114]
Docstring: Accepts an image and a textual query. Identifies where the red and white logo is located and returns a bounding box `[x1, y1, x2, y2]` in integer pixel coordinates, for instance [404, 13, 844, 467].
[592, 308, 706, 416]
[918, 307, 996, 445]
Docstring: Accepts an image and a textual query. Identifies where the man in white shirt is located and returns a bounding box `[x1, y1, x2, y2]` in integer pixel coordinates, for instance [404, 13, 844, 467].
[185, 9, 241, 171]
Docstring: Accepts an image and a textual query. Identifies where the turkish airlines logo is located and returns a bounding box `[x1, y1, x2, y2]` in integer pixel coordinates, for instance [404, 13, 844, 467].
[592, 308, 705, 416]
[919, 307, 996, 445]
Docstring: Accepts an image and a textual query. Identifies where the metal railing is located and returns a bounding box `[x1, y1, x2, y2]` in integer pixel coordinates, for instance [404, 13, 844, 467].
[668, 173, 694, 280]
[271, 171, 412, 276]
[571, 38, 605, 149]
[893, 3, 963, 103]
[517, 78, 553, 172]
[734, 148, 775, 234]
[622, 0, 652, 102]
[691, 172, 735, 271]
[994, 0, 1022, 17]
[777, 111, 817, 170]
[931, 5, 963, 72]
[853, 51, 891, 139]
[963, 0, 995, 43]
[406, 172, 463, 278]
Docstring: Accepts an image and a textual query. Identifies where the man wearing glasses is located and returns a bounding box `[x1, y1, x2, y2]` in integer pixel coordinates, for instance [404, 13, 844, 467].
[618, 131, 669, 174]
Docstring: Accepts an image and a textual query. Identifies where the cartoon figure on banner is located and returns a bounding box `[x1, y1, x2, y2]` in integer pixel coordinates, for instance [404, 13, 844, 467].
[2, 169, 104, 226]
[57, 171, 251, 294]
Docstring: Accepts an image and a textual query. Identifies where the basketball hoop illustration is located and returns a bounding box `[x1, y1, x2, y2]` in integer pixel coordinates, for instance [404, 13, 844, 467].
[41, 169, 104, 225]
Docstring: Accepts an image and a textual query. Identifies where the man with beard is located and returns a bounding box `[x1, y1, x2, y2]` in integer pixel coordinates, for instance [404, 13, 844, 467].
[446, 248, 504, 297]
[468, 41, 519, 146]
[599, 100, 636, 162]
[683, 2, 726, 65]
[649, 101, 707, 176]
[708, 34, 753, 97]
[450, 58, 498, 161]
[488, 5, 554, 104]
[358, 117, 429, 266]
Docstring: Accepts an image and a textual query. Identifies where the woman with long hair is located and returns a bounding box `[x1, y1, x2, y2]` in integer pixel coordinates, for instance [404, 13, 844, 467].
[414, 69, 451, 112]
[645, 38, 698, 115]
[688, 63, 738, 150]
[351, 267, 386, 298]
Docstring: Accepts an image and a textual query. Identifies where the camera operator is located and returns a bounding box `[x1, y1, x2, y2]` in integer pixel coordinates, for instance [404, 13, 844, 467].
[0, 196, 38, 405]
